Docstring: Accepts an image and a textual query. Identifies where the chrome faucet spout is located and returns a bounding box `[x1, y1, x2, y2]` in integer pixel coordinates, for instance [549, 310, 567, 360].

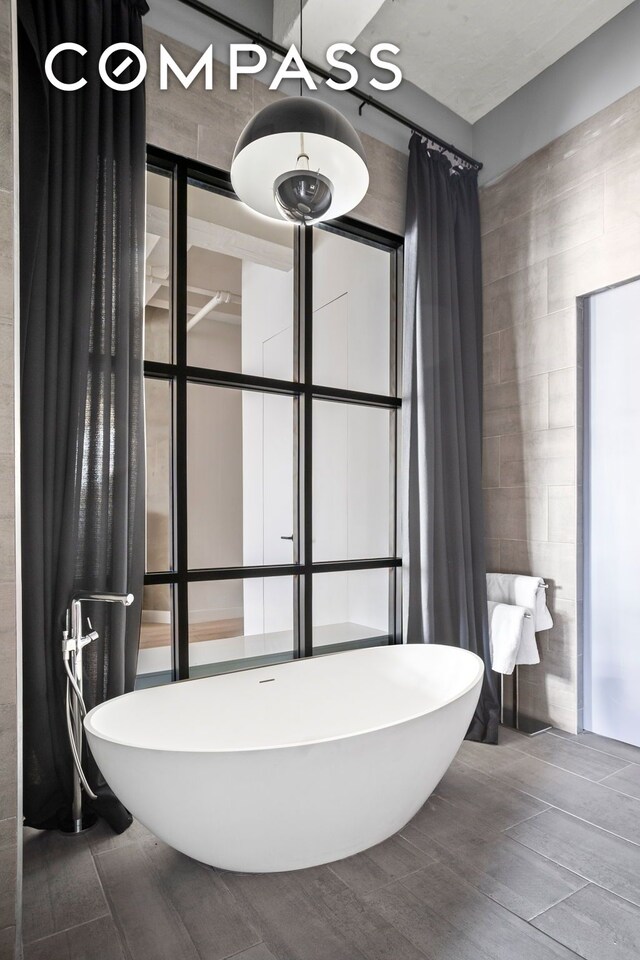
[71, 591, 134, 606]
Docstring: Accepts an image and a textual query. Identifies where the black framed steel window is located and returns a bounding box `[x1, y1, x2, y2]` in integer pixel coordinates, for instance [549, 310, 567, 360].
[139, 146, 402, 686]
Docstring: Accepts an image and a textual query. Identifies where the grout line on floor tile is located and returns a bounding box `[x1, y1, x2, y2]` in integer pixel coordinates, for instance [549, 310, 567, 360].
[523, 919, 585, 959]
[596, 763, 635, 785]
[92, 843, 144, 960]
[473, 748, 640, 804]
[323, 860, 426, 899]
[22, 911, 113, 947]
[528, 878, 640, 927]
[526, 881, 592, 923]
[506, 787, 640, 847]
[454, 758, 640, 850]
[87, 843, 133, 960]
[222, 943, 267, 960]
[396, 852, 584, 958]
[519, 752, 628, 783]
[548, 730, 640, 765]
[507, 809, 640, 889]
[498, 731, 633, 781]
[498, 807, 552, 833]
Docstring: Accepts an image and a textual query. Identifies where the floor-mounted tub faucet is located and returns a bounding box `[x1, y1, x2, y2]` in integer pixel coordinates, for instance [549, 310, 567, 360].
[62, 591, 133, 833]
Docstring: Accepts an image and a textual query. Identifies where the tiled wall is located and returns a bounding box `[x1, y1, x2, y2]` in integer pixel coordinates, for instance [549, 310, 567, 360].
[143, 26, 408, 237]
[0, 0, 18, 956]
[480, 85, 640, 732]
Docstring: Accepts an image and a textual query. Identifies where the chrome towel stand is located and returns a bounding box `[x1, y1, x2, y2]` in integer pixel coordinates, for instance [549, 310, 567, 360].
[499, 583, 552, 737]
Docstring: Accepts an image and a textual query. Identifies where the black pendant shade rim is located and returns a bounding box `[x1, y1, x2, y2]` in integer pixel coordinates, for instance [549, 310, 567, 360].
[232, 96, 367, 164]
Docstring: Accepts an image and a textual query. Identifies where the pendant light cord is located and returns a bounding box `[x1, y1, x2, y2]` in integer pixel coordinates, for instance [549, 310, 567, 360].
[299, 0, 303, 96]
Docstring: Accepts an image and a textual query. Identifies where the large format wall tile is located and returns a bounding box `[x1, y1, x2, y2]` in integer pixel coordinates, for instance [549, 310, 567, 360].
[0, 584, 16, 709]
[481, 84, 640, 732]
[545, 87, 640, 201]
[499, 539, 577, 601]
[499, 427, 576, 487]
[548, 486, 576, 543]
[483, 261, 549, 336]
[480, 148, 551, 238]
[547, 224, 640, 313]
[548, 368, 576, 430]
[483, 437, 501, 489]
[0, 322, 14, 459]
[483, 175, 604, 285]
[484, 375, 549, 438]
[484, 486, 548, 542]
[499, 310, 575, 383]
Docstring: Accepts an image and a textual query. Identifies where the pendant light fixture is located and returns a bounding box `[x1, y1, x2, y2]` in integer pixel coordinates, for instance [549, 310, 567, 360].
[230, 0, 369, 224]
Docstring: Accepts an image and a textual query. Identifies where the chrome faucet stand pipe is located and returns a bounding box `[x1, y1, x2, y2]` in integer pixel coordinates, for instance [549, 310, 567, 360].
[64, 591, 133, 833]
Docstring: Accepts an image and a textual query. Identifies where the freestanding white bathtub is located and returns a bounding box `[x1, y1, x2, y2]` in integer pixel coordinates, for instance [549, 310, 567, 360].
[85, 644, 483, 872]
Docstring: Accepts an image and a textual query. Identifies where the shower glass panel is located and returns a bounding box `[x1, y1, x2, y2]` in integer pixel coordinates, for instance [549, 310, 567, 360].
[137, 583, 174, 686]
[187, 383, 296, 569]
[313, 228, 392, 395]
[144, 377, 172, 572]
[145, 170, 173, 363]
[312, 568, 391, 653]
[313, 400, 392, 562]
[186, 184, 294, 377]
[188, 577, 295, 677]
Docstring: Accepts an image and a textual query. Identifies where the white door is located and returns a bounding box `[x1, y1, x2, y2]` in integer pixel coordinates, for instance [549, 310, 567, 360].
[262, 326, 294, 633]
[586, 279, 640, 746]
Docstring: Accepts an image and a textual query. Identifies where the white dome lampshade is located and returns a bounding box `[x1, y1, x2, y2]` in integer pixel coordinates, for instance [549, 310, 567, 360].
[231, 97, 369, 225]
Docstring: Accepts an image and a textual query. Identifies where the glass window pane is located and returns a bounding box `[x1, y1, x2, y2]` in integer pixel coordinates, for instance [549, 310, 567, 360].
[145, 170, 172, 363]
[186, 185, 295, 378]
[313, 569, 390, 652]
[188, 577, 294, 677]
[313, 228, 391, 395]
[313, 400, 392, 562]
[137, 584, 173, 687]
[145, 377, 172, 572]
[187, 384, 295, 569]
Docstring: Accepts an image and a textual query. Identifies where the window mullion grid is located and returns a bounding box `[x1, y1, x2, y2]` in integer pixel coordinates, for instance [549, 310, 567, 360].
[173, 159, 190, 680]
[144, 148, 404, 679]
[299, 225, 314, 659]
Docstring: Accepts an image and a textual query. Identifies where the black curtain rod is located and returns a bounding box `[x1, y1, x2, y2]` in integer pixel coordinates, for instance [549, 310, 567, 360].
[170, 0, 482, 171]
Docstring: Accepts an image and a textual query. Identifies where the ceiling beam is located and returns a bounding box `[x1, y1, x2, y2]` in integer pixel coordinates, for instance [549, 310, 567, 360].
[146, 207, 293, 273]
[273, 0, 387, 65]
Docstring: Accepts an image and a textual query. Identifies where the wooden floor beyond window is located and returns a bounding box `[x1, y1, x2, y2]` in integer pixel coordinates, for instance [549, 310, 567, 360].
[139, 618, 245, 649]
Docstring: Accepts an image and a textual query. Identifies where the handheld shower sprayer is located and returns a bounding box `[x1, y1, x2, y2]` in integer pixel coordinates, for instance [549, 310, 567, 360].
[62, 591, 134, 833]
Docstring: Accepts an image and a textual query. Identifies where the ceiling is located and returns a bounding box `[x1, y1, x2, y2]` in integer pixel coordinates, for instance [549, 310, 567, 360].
[145, 171, 292, 331]
[274, 0, 636, 123]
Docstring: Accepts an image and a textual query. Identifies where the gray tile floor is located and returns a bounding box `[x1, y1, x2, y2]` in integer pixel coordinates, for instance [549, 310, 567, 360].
[21, 727, 640, 960]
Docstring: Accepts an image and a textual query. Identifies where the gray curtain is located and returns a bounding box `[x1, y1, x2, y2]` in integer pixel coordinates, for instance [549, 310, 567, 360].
[402, 134, 499, 744]
[19, 0, 148, 829]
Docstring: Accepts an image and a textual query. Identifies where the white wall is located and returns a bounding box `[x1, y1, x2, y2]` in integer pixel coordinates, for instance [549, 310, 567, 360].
[474, 0, 640, 184]
[312, 230, 390, 634]
[187, 321, 244, 621]
[241, 260, 295, 636]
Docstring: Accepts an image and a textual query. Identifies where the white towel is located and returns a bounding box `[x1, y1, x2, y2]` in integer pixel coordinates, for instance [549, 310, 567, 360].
[486, 573, 553, 631]
[487, 601, 533, 674]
